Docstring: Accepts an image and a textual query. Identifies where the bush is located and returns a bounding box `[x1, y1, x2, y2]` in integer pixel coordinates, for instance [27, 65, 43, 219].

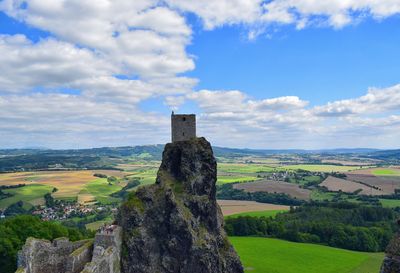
[94, 173, 108, 178]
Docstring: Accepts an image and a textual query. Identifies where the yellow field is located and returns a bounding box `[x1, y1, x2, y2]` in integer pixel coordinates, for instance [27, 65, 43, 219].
[0, 170, 127, 199]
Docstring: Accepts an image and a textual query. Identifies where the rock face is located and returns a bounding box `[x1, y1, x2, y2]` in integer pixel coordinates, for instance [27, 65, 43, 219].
[381, 232, 400, 273]
[117, 137, 244, 273]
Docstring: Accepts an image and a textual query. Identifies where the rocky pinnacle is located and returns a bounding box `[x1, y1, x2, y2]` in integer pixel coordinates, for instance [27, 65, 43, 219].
[117, 137, 244, 273]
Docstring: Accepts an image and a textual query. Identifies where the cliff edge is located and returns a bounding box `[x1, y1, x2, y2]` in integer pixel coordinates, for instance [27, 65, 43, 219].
[381, 231, 400, 273]
[117, 137, 244, 273]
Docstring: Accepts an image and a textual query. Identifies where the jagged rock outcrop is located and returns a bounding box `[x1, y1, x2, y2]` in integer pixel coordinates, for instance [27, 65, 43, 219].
[381, 232, 400, 273]
[117, 137, 244, 273]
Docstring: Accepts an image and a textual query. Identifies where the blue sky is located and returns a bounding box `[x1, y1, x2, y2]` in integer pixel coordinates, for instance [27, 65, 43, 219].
[0, 1, 400, 149]
[186, 16, 400, 105]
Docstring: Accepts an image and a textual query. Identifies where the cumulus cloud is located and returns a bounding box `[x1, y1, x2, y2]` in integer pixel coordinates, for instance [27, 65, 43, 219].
[0, 0, 400, 148]
[166, 0, 400, 35]
[1, 0, 194, 77]
[0, 35, 115, 93]
[313, 84, 400, 117]
[186, 85, 400, 148]
[0, 93, 170, 148]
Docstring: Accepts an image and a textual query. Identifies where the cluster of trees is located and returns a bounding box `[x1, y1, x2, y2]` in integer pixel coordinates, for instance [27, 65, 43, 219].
[216, 184, 304, 206]
[0, 215, 92, 273]
[0, 153, 126, 172]
[0, 185, 26, 201]
[225, 202, 397, 252]
[0, 189, 12, 200]
[94, 173, 108, 178]
[0, 184, 26, 190]
[3, 201, 30, 216]
[44, 193, 55, 207]
[63, 210, 111, 230]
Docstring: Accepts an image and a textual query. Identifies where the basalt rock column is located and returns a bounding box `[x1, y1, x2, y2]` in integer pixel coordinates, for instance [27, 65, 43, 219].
[381, 231, 400, 273]
[117, 137, 244, 273]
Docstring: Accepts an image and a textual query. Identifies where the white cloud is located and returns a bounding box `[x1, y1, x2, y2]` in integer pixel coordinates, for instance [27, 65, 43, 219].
[187, 85, 400, 149]
[249, 96, 309, 111]
[166, 0, 263, 29]
[166, 0, 400, 35]
[1, 0, 194, 78]
[0, 0, 400, 148]
[0, 93, 170, 148]
[164, 96, 185, 111]
[0, 35, 115, 93]
[313, 84, 400, 117]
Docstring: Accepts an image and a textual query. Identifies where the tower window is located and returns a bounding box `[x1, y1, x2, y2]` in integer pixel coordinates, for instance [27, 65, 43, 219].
[182, 117, 186, 121]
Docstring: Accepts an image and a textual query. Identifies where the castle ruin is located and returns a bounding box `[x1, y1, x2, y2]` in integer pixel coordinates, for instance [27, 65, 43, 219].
[15, 225, 122, 273]
[171, 112, 196, 142]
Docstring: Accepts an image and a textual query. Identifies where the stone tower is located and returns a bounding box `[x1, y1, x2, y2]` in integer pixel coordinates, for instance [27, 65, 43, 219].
[171, 112, 196, 142]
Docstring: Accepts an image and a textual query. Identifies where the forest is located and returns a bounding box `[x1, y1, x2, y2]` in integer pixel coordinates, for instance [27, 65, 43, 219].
[225, 202, 398, 252]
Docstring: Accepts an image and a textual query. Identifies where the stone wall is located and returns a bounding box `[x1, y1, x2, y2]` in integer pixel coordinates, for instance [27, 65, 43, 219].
[16, 237, 93, 273]
[171, 114, 196, 142]
[81, 226, 122, 273]
[15, 226, 122, 273]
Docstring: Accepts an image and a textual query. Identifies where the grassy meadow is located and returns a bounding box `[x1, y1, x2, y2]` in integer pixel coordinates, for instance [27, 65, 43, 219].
[217, 175, 261, 185]
[0, 161, 396, 208]
[372, 168, 400, 176]
[379, 198, 400, 208]
[230, 237, 384, 273]
[0, 184, 54, 209]
[225, 209, 287, 219]
[278, 164, 364, 172]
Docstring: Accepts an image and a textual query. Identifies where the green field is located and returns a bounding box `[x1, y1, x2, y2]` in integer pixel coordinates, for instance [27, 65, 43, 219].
[230, 237, 384, 273]
[279, 164, 362, 172]
[379, 198, 400, 208]
[310, 190, 336, 201]
[128, 168, 158, 186]
[0, 184, 54, 209]
[217, 176, 260, 185]
[372, 169, 400, 176]
[218, 164, 275, 173]
[84, 178, 122, 204]
[225, 210, 287, 219]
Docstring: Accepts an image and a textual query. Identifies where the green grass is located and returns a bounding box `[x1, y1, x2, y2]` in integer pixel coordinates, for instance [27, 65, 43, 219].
[225, 210, 288, 219]
[230, 237, 384, 273]
[0, 184, 54, 209]
[217, 176, 260, 185]
[84, 178, 122, 204]
[310, 190, 336, 201]
[218, 164, 275, 174]
[128, 168, 158, 186]
[372, 169, 400, 176]
[379, 198, 400, 208]
[278, 164, 361, 172]
[137, 152, 152, 159]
